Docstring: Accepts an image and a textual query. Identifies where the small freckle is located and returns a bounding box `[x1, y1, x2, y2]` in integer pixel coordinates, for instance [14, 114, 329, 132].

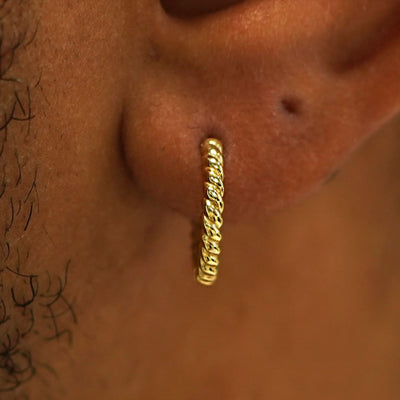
[281, 97, 302, 115]
[146, 40, 161, 62]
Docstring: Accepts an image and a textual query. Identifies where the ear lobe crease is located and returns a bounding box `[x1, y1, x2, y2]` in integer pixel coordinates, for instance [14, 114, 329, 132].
[329, 4, 400, 73]
[322, 3, 400, 133]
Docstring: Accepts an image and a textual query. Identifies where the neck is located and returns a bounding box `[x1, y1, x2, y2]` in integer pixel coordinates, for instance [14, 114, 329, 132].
[33, 119, 400, 399]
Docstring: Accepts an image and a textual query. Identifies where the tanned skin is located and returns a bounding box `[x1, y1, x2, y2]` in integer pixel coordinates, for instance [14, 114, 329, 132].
[1, 0, 400, 399]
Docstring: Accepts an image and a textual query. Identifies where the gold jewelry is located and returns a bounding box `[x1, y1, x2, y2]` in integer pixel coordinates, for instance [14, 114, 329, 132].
[196, 138, 224, 286]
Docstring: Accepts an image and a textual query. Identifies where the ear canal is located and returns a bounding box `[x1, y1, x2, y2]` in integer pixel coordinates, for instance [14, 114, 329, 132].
[160, 0, 243, 18]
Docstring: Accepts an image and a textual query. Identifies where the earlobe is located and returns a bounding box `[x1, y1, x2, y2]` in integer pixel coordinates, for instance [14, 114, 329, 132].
[123, 0, 400, 222]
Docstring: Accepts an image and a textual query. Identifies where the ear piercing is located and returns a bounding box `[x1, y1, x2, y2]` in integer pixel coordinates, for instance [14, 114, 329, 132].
[196, 138, 224, 286]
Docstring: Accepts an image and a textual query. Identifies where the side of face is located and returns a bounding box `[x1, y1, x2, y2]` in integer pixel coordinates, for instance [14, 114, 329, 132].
[1, 1, 400, 398]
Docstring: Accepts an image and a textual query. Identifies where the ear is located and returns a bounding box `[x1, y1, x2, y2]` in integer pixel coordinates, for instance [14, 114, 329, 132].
[123, 0, 400, 221]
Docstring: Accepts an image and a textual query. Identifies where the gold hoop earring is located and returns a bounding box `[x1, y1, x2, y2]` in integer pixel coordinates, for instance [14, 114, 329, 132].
[196, 138, 224, 286]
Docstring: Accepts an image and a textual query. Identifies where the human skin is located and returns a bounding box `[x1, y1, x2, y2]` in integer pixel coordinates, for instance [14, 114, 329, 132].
[1, 0, 400, 399]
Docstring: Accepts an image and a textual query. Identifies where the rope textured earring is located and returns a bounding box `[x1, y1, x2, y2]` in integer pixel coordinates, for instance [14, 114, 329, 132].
[196, 138, 225, 286]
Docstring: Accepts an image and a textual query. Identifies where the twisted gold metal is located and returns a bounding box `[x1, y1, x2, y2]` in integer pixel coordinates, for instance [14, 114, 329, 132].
[196, 138, 224, 286]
